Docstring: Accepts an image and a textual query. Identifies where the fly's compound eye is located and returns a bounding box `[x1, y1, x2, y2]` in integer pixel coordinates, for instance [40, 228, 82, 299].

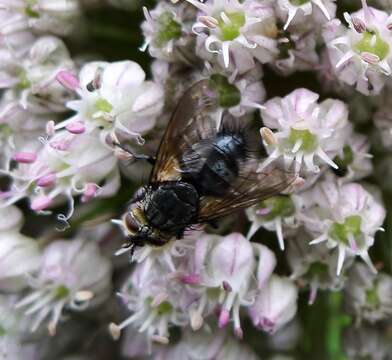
[124, 212, 139, 235]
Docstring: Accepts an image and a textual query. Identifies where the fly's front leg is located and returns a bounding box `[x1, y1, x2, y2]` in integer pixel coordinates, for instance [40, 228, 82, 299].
[112, 141, 156, 165]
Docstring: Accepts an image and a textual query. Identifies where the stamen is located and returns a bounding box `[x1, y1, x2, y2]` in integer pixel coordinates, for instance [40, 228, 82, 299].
[218, 308, 230, 328]
[260, 127, 277, 145]
[109, 323, 122, 340]
[199, 15, 218, 29]
[56, 70, 80, 91]
[12, 151, 37, 164]
[352, 17, 366, 33]
[66, 121, 85, 134]
[152, 335, 169, 344]
[31, 196, 52, 212]
[74, 290, 94, 302]
[222, 281, 232, 292]
[361, 51, 380, 64]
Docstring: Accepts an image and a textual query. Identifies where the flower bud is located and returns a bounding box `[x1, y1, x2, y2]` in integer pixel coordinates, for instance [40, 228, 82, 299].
[249, 275, 298, 334]
[0, 232, 41, 292]
[0, 205, 23, 233]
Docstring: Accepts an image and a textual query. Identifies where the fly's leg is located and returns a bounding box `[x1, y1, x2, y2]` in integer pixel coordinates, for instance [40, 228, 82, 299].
[112, 141, 156, 165]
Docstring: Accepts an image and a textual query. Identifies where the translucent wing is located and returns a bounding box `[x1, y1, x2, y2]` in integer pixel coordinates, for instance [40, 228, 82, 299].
[150, 79, 218, 183]
[197, 159, 296, 222]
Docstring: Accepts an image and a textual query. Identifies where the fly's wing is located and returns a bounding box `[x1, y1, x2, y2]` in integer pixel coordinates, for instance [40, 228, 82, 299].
[150, 79, 219, 183]
[150, 79, 296, 222]
[197, 159, 297, 223]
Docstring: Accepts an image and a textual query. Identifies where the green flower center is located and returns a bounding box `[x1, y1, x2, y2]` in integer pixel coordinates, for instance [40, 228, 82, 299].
[217, 11, 246, 41]
[146, 297, 173, 315]
[365, 287, 380, 308]
[55, 285, 70, 299]
[16, 71, 31, 90]
[25, 0, 39, 18]
[307, 262, 329, 282]
[0, 124, 12, 137]
[156, 301, 173, 315]
[259, 195, 295, 221]
[209, 74, 241, 108]
[290, 0, 310, 5]
[287, 128, 318, 153]
[0, 324, 6, 337]
[334, 145, 354, 169]
[95, 98, 113, 113]
[328, 215, 362, 245]
[155, 12, 182, 47]
[354, 30, 389, 61]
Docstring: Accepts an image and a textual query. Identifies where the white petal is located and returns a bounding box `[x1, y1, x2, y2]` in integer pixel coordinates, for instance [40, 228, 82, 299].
[222, 41, 231, 68]
[336, 245, 346, 276]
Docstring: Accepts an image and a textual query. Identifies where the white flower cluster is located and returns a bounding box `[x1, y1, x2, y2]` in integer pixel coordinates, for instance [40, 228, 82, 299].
[110, 232, 297, 346]
[1, 0, 392, 358]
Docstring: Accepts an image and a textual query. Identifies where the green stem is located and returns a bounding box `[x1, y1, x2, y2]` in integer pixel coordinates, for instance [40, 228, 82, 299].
[326, 292, 351, 360]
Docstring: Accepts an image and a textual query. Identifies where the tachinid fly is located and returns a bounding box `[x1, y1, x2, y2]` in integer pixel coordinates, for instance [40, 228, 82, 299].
[117, 79, 296, 254]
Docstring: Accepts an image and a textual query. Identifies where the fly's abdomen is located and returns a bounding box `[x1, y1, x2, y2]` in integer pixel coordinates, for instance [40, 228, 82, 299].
[181, 131, 247, 197]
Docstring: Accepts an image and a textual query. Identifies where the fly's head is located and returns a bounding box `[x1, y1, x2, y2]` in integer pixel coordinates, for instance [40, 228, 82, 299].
[122, 203, 170, 251]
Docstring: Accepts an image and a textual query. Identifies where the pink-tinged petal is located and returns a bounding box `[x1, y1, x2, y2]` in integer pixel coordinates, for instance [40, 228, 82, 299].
[66, 121, 85, 134]
[49, 139, 71, 151]
[132, 83, 163, 115]
[254, 244, 277, 289]
[102, 61, 145, 91]
[31, 196, 52, 211]
[258, 317, 275, 333]
[209, 233, 253, 291]
[56, 70, 80, 91]
[12, 152, 37, 164]
[287, 88, 319, 115]
[37, 173, 56, 187]
[249, 275, 298, 334]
